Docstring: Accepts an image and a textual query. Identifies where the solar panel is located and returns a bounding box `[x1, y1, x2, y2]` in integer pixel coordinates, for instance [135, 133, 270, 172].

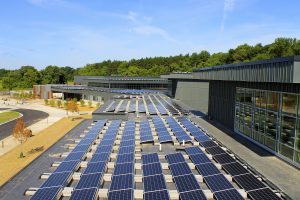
[118, 146, 135, 155]
[143, 174, 167, 192]
[204, 174, 234, 192]
[83, 162, 106, 175]
[70, 188, 98, 200]
[165, 153, 185, 165]
[214, 188, 244, 200]
[247, 188, 282, 200]
[233, 173, 267, 191]
[108, 189, 134, 200]
[222, 162, 250, 177]
[113, 163, 134, 175]
[31, 186, 61, 200]
[71, 144, 91, 153]
[142, 153, 160, 165]
[205, 146, 227, 156]
[173, 174, 201, 193]
[195, 163, 221, 177]
[116, 153, 134, 164]
[142, 162, 163, 177]
[169, 162, 192, 177]
[64, 152, 86, 162]
[200, 140, 218, 148]
[185, 146, 204, 155]
[109, 174, 133, 191]
[120, 139, 135, 147]
[89, 153, 110, 163]
[95, 145, 113, 154]
[75, 172, 103, 189]
[54, 161, 80, 173]
[179, 189, 207, 200]
[189, 154, 211, 165]
[144, 190, 170, 200]
[194, 135, 211, 143]
[41, 171, 72, 188]
[213, 154, 236, 165]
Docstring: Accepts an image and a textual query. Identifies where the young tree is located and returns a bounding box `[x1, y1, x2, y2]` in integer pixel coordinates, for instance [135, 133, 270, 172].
[57, 100, 62, 108]
[67, 100, 79, 119]
[96, 102, 100, 108]
[44, 99, 48, 105]
[12, 118, 30, 144]
[88, 100, 92, 108]
[49, 99, 55, 107]
[80, 99, 85, 107]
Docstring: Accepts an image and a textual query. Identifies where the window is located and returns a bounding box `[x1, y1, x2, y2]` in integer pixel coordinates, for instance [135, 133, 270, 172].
[282, 93, 297, 115]
[267, 92, 279, 112]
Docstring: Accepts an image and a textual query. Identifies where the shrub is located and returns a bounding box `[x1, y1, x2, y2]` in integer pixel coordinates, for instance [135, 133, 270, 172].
[96, 102, 100, 108]
[44, 99, 49, 105]
[80, 99, 85, 107]
[49, 99, 55, 107]
[57, 100, 62, 108]
[88, 100, 92, 108]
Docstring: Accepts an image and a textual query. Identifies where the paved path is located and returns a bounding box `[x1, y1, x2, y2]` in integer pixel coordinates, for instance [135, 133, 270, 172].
[191, 116, 300, 200]
[0, 100, 68, 155]
[0, 109, 49, 140]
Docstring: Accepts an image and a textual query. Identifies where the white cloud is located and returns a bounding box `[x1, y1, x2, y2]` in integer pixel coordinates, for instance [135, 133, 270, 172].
[132, 25, 176, 42]
[221, 0, 235, 32]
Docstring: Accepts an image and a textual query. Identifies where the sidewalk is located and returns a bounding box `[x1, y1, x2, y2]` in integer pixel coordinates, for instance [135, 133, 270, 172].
[0, 101, 67, 156]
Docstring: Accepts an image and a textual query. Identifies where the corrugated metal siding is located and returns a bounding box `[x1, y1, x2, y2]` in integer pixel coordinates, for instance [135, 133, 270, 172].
[194, 60, 294, 83]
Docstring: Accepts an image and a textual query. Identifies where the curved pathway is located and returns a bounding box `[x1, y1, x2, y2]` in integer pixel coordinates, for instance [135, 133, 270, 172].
[0, 109, 49, 140]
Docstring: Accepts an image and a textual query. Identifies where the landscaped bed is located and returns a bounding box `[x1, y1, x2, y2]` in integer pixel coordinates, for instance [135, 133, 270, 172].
[0, 111, 21, 123]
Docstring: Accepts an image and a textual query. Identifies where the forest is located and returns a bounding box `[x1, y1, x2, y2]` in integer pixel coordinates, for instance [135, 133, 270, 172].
[1, 37, 300, 90]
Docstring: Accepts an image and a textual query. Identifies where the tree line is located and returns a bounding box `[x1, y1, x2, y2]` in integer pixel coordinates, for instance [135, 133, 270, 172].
[1, 37, 300, 90]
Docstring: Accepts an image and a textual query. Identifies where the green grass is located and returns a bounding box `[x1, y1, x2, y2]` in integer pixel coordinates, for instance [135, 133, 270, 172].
[0, 111, 21, 123]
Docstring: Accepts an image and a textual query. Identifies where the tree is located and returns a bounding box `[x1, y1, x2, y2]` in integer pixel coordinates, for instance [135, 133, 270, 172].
[57, 100, 62, 108]
[12, 118, 31, 144]
[67, 100, 79, 118]
[88, 100, 92, 108]
[80, 99, 85, 107]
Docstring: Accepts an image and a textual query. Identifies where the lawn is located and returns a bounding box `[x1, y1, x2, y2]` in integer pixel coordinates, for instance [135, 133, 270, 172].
[0, 117, 83, 186]
[0, 111, 21, 123]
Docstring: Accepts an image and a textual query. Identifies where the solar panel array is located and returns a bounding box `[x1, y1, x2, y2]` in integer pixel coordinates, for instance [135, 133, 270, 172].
[152, 116, 173, 143]
[142, 153, 170, 200]
[31, 120, 107, 200]
[140, 120, 154, 143]
[69, 120, 121, 200]
[150, 95, 168, 115]
[165, 116, 192, 143]
[108, 121, 136, 200]
[30, 115, 284, 200]
[94, 94, 188, 116]
[166, 152, 207, 200]
[180, 118, 282, 200]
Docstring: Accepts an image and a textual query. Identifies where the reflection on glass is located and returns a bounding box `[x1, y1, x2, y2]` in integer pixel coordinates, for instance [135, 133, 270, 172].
[282, 93, 297, 115]
[244, 89, 254, 105]
[267, 92, 279, 111]
[235, 88, 300, 164]
[280, 115, 296, 147]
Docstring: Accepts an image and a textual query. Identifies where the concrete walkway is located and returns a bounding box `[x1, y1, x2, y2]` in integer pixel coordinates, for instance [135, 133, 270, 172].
[191, 116, 300, 200]
[0, 100, 67, 156]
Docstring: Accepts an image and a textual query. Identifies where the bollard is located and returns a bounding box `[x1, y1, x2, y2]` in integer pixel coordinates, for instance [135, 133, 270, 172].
[159, 144, 162, 152]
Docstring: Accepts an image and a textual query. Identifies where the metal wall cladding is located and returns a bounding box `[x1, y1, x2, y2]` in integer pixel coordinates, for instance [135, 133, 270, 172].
[194, 60, 295, 83]
[208, 80, 300, 129]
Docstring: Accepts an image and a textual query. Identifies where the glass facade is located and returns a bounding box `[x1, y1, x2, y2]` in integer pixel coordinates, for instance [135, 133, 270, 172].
[235, 87, 300, 166]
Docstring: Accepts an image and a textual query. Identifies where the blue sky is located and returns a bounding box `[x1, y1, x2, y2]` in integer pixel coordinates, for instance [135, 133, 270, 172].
[1, 0, 300, 69]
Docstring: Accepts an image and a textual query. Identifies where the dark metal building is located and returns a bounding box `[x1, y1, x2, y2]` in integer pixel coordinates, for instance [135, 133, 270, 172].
[166, 56, 300, 168]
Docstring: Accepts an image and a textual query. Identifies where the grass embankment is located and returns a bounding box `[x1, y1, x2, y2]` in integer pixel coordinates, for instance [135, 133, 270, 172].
[0, 111, 21, 123]
[0, 117, 83, 186]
